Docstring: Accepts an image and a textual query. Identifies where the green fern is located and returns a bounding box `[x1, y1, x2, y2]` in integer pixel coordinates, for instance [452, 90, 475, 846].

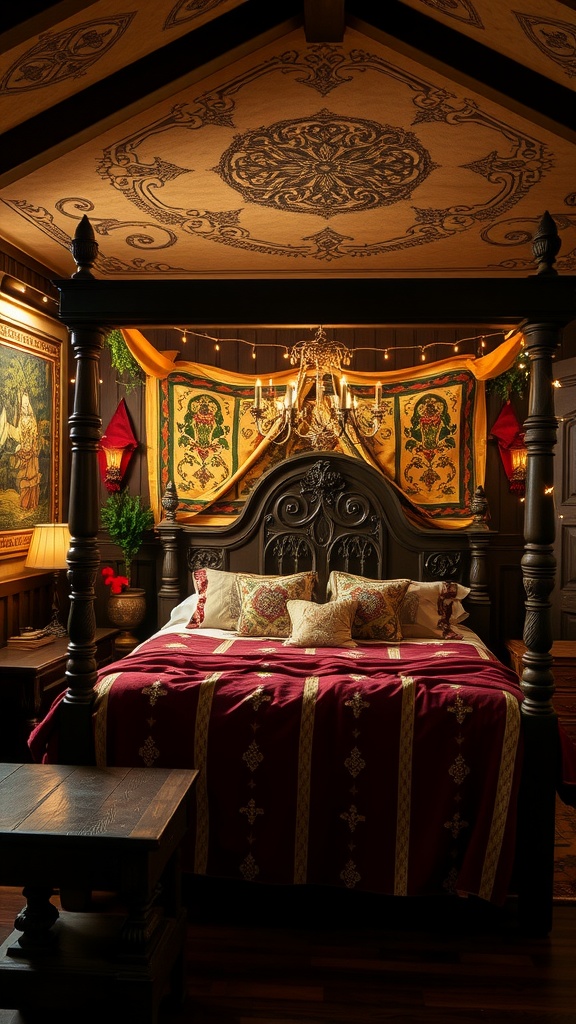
[487, 350, 530, 402]
[105, 329, 144, 393]
[101, 491, 154, 584]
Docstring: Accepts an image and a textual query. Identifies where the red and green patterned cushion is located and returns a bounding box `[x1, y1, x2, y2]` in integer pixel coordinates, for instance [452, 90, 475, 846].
[236, 571, 317, 637]
[327, 571, 410, 641]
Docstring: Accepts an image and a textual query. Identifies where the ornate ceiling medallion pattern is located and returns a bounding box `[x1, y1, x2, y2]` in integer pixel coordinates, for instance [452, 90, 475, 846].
[2, 40, 559, 275]
[216, 110, 435, 217]
[0, 15, 136, 94]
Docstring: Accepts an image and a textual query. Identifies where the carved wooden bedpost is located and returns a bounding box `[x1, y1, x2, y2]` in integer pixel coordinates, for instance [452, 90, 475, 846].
[516, 212, 564, 933]
[157, 481, 184, 627]
[58, 216, 103, 764]
[466, 485, 492, 642]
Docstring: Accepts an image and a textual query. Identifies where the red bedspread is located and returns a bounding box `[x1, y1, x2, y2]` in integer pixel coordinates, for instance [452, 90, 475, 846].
[30, 632, 526, 904]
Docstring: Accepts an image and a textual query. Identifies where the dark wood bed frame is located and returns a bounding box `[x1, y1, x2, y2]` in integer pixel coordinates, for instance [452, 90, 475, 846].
[53, 211, 575, 934]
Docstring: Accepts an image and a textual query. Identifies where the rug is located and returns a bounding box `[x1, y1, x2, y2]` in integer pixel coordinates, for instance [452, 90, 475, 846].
[555, 795, 576, 901]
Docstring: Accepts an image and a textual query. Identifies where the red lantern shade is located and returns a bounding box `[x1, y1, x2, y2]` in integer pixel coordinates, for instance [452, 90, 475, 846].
[490, 402, 526, 497]
[98, 399, 138, 492]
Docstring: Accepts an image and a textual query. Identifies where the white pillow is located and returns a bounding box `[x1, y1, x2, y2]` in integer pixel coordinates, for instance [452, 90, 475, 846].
[164, 592, 199, 628]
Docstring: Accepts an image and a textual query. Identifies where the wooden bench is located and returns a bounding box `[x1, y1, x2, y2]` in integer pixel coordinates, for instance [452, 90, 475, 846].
[0, 762, 197, 1023]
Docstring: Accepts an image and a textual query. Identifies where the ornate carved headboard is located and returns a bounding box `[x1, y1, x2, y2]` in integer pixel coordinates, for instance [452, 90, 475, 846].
[157, 452, 491, 640]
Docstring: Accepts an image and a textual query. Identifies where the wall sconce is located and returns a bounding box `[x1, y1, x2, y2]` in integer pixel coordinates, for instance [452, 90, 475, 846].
[509, 436, 527, 496]
[98, 399, 138, 492]
[490, 402, 527, 499]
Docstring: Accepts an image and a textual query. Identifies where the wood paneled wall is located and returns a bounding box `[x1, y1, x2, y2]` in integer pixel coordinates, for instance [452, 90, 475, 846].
[0, 574, 55, 646]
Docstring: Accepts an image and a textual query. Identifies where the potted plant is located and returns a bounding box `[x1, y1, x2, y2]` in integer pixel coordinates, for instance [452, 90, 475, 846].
[100, 490, 154, 650]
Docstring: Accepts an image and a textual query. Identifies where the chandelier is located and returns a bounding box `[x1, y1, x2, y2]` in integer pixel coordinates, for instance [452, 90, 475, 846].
[251, 326, 385, 449]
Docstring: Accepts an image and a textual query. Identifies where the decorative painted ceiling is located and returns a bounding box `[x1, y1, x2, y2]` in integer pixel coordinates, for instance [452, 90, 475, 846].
[0, 0, 574, 280]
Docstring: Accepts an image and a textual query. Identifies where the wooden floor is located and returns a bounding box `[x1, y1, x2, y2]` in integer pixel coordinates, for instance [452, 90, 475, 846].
[1, 881, 575, 1023]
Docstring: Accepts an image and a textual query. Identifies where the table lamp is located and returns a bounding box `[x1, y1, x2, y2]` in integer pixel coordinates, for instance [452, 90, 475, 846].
[25, 523, 71, 636]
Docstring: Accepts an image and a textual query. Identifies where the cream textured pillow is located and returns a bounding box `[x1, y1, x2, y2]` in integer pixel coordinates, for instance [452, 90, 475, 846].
[327, 571, 410, 641]
[188, 568, 243, 629]
[400, 580, 470, 639]
[284, 599, 358, 648]
[236, 571, 317, 637]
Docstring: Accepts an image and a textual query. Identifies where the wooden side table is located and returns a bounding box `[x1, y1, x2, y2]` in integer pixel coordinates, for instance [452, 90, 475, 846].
[0, 762, 197, 1024]
[0, 628, 118, 761]
[505, 638, 576, 744]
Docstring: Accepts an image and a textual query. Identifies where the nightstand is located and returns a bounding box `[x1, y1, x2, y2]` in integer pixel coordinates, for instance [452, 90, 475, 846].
[0, 628, 119, 761]
[505, 639, 576, 745]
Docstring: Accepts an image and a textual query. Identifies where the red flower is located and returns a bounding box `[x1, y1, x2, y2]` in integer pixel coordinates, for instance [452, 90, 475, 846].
[101, 566, 130, 594]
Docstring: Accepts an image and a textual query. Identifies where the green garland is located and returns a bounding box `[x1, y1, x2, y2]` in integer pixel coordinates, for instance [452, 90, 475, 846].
[486, 350, 530, 402]
[105, 329, 144, 393]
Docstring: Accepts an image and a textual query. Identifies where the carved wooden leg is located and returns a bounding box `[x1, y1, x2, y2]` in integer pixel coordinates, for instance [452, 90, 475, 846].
[118, 883, 164, 962]
[7, 886, 59, 957]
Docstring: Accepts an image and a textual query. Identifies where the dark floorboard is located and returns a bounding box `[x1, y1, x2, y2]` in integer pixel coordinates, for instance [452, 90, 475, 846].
[1, 882, 575, 1023]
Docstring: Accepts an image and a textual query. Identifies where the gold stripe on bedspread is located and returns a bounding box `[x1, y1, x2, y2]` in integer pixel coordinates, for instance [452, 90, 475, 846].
[478, 690, 521, 901]
[294, 676, 320, 884]
[93, 673, 123, 768]
[213, 639, 236, 654]
[194, 671, 222, 874]
[395, 674, 416, 896]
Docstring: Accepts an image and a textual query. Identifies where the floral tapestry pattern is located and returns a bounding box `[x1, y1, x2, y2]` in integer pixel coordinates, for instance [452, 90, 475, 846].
[153, 363, 478, 524]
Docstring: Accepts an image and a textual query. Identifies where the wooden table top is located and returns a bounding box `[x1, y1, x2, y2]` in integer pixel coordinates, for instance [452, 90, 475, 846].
[0, 763, 198, 849]
[0, 628, 118, 671]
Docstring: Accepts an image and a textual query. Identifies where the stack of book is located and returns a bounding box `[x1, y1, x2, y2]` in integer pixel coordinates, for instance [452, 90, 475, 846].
[7, 630, 56, 650]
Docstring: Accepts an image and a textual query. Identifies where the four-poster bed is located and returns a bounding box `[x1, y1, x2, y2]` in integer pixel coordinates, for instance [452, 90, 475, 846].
[37, 211, 576, 935]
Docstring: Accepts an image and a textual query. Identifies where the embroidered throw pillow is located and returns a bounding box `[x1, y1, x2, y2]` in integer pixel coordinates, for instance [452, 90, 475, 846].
[327, 572, 410, 641]
[236, 571, 317, 637]
[400, 580, 470, 639]
[284, 598, 358, 648]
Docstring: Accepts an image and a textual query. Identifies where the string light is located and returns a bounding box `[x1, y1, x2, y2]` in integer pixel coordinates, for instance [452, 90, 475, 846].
[173, 327, 509, 361]
[181, 330, 187, 344]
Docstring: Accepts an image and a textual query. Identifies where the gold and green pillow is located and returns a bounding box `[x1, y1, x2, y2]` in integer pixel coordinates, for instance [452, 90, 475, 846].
[327, 571, 410, 641]
[236, 571, 317, 637]
[284, 598, 359, 648]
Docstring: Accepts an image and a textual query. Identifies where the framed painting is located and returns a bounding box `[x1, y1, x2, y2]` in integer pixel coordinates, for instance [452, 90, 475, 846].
[0, 315, 63, 558]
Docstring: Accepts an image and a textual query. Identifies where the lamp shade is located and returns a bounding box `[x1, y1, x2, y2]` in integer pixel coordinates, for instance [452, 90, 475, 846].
[25, 523, 70, 571]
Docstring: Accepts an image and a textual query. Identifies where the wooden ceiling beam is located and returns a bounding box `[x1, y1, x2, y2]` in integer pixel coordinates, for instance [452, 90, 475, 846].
[0, 1, 99, 54]
[0, 0, 302, 187]
[348, 0, 576, 140]
[304, 0, 345, 41]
